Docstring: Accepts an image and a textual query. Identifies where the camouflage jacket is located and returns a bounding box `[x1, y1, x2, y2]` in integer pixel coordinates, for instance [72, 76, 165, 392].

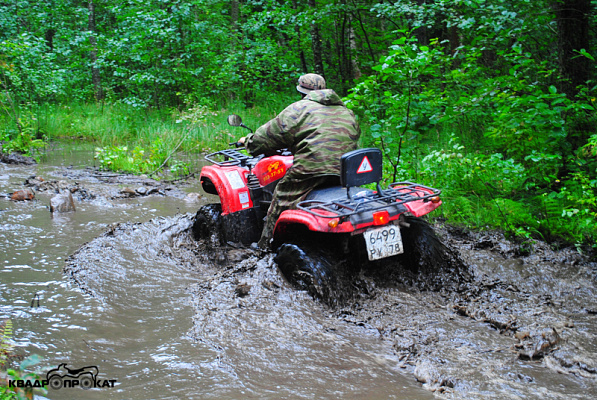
[245, 89, 360, 179]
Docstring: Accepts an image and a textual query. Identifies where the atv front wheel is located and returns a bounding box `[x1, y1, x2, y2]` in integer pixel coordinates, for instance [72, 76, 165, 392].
[192, 203, 223, 247]
[275, 242, 336, 301]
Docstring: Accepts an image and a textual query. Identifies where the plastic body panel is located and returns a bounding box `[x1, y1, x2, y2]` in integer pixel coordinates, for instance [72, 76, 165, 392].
[200, 165, 253, 215]
[252, 155, 293, 186]
[274, 185, 441, 236]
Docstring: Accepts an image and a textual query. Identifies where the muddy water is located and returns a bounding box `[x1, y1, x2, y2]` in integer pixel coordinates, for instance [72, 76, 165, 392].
[1, 148, 434, 399]
[3, 146, 597, 399]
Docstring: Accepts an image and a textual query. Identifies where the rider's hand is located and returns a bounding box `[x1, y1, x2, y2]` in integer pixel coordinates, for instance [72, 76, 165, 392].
[238, 136, 246, 146]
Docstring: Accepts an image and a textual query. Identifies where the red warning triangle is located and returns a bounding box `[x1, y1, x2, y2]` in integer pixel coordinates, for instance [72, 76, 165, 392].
[357, 156, 373, 174]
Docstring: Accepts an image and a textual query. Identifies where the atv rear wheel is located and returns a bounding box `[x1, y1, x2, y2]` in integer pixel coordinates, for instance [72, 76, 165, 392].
[192, 203, 223, 247]
[275, 242, 336, 301]
[399, 216, 441, 269]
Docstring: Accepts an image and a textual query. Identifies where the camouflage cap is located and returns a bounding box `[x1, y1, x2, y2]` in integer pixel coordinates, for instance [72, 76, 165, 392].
[296, 73, 326, 94]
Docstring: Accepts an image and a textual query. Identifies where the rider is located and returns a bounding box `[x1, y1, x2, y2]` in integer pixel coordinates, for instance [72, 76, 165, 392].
[239, 73, 361, 249]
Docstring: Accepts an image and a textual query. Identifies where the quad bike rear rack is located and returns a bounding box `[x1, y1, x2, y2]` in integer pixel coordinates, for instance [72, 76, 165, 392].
[297, 182, 441, 220]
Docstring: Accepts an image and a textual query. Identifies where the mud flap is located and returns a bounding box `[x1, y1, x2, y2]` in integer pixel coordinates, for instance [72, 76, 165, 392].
[220, 208, 262, 245]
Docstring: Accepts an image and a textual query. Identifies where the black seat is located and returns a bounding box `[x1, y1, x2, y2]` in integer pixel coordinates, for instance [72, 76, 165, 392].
[305, 186, 370, 202]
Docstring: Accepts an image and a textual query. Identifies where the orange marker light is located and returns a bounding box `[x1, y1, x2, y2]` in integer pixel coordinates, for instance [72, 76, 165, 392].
[430, 196, 441, 203]
[328, 219, 339, 228]
[373, 210, 390, 226]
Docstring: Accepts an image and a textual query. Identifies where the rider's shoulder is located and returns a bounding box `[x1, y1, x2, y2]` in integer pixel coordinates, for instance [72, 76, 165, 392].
[304, 89, 344, 106]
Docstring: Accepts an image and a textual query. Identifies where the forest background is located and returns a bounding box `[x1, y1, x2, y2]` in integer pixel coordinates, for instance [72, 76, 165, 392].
[0, 0, 596, 250]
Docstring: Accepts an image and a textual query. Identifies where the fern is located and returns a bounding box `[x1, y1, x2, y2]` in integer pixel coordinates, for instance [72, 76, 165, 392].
[1, 319, 14, 368]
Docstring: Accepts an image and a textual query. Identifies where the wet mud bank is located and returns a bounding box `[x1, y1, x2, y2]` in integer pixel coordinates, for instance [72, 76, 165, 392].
[64, 210, 597, 399]
[335, 224, 597, 398]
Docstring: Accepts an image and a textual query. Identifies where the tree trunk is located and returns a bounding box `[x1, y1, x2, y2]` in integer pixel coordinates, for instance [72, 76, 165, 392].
[553, 0, 592, 98]
[348, 15, 361, 80]
[45, 29, 55, 51]
[292, 0, 308, 72]
[308, 0, 324, 76]
[88, 0, 104, 101]
[231, 0, 239, 32]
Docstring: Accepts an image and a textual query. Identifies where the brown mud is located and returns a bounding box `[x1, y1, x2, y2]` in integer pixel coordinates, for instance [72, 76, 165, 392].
[64, 206, 597, 399]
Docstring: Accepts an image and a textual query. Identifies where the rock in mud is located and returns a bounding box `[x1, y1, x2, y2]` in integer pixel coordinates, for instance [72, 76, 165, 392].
[120, 187, 137, 197]
[183, 192, 202, 202]
[25, 177, 70, 193]
[50, 192, 76, 213]
[11, 189, 35, 201]
[414, 361, 456, 392]
[234, 283, 251, 297]
[0, 152, 36, 165]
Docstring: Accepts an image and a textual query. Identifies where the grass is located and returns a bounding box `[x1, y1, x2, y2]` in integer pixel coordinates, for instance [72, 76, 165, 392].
[39, 96, 295, 148]
[16, 95, 295, 176]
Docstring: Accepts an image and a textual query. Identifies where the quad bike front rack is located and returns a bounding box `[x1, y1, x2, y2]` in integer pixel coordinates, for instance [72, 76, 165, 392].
[204, 149, 254, 167]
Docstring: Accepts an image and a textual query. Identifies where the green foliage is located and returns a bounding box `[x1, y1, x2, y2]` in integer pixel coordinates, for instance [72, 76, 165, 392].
[1, 320, 48, 400]
[0, 34, 65, 104]
[346, 24, 597, 247]
[94, 138, 168, 174]
[0, 0, 595, 248]
[0, 114, 46, 157]
[1, 354, 47, 400]
[0, 320, 13, 369]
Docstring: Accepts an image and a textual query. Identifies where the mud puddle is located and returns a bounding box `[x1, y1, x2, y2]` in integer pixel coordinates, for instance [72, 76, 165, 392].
[66, 213, 597, 399]
[330, 225, 597, 399]
[4, 146, 597, 399]
[64, 215, 435, 399]
[0, 148, 216, 400]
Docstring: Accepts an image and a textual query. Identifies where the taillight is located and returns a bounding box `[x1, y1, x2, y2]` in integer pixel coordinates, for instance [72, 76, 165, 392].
[373, 210, 390, 226]
[328, 219, 339, 228]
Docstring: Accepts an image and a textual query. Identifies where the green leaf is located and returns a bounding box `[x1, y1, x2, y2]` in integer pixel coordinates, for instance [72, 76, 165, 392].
[20, 354, 43, 370]
[577, 48, 595, 61]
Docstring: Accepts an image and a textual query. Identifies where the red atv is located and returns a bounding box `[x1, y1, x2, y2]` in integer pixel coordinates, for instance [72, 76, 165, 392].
[193, 115, 442, 299]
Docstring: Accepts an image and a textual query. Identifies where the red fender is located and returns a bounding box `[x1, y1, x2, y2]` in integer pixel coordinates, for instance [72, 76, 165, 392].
[200, 165, 252, 215]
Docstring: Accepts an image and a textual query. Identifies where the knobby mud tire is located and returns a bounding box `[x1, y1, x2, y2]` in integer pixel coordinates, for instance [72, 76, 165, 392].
[192, 203, 223, 247]
[275, 243, 337, 303]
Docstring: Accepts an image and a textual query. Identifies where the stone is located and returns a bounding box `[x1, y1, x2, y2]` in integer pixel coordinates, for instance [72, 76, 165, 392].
[50, 192, 76, 213]
[183, 192, 202, 202]
[121, 187, 137, 197]
[0, 152, 36, 165]
[234, 283, 251, 297]
[11, 189, 35, 201]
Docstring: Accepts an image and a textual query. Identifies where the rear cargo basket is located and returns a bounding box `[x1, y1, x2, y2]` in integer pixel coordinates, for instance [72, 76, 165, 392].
[297, 182, 440, 219]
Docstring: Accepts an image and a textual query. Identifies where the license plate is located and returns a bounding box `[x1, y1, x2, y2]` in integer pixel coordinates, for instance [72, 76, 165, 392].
[363, 224, 403, 261]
